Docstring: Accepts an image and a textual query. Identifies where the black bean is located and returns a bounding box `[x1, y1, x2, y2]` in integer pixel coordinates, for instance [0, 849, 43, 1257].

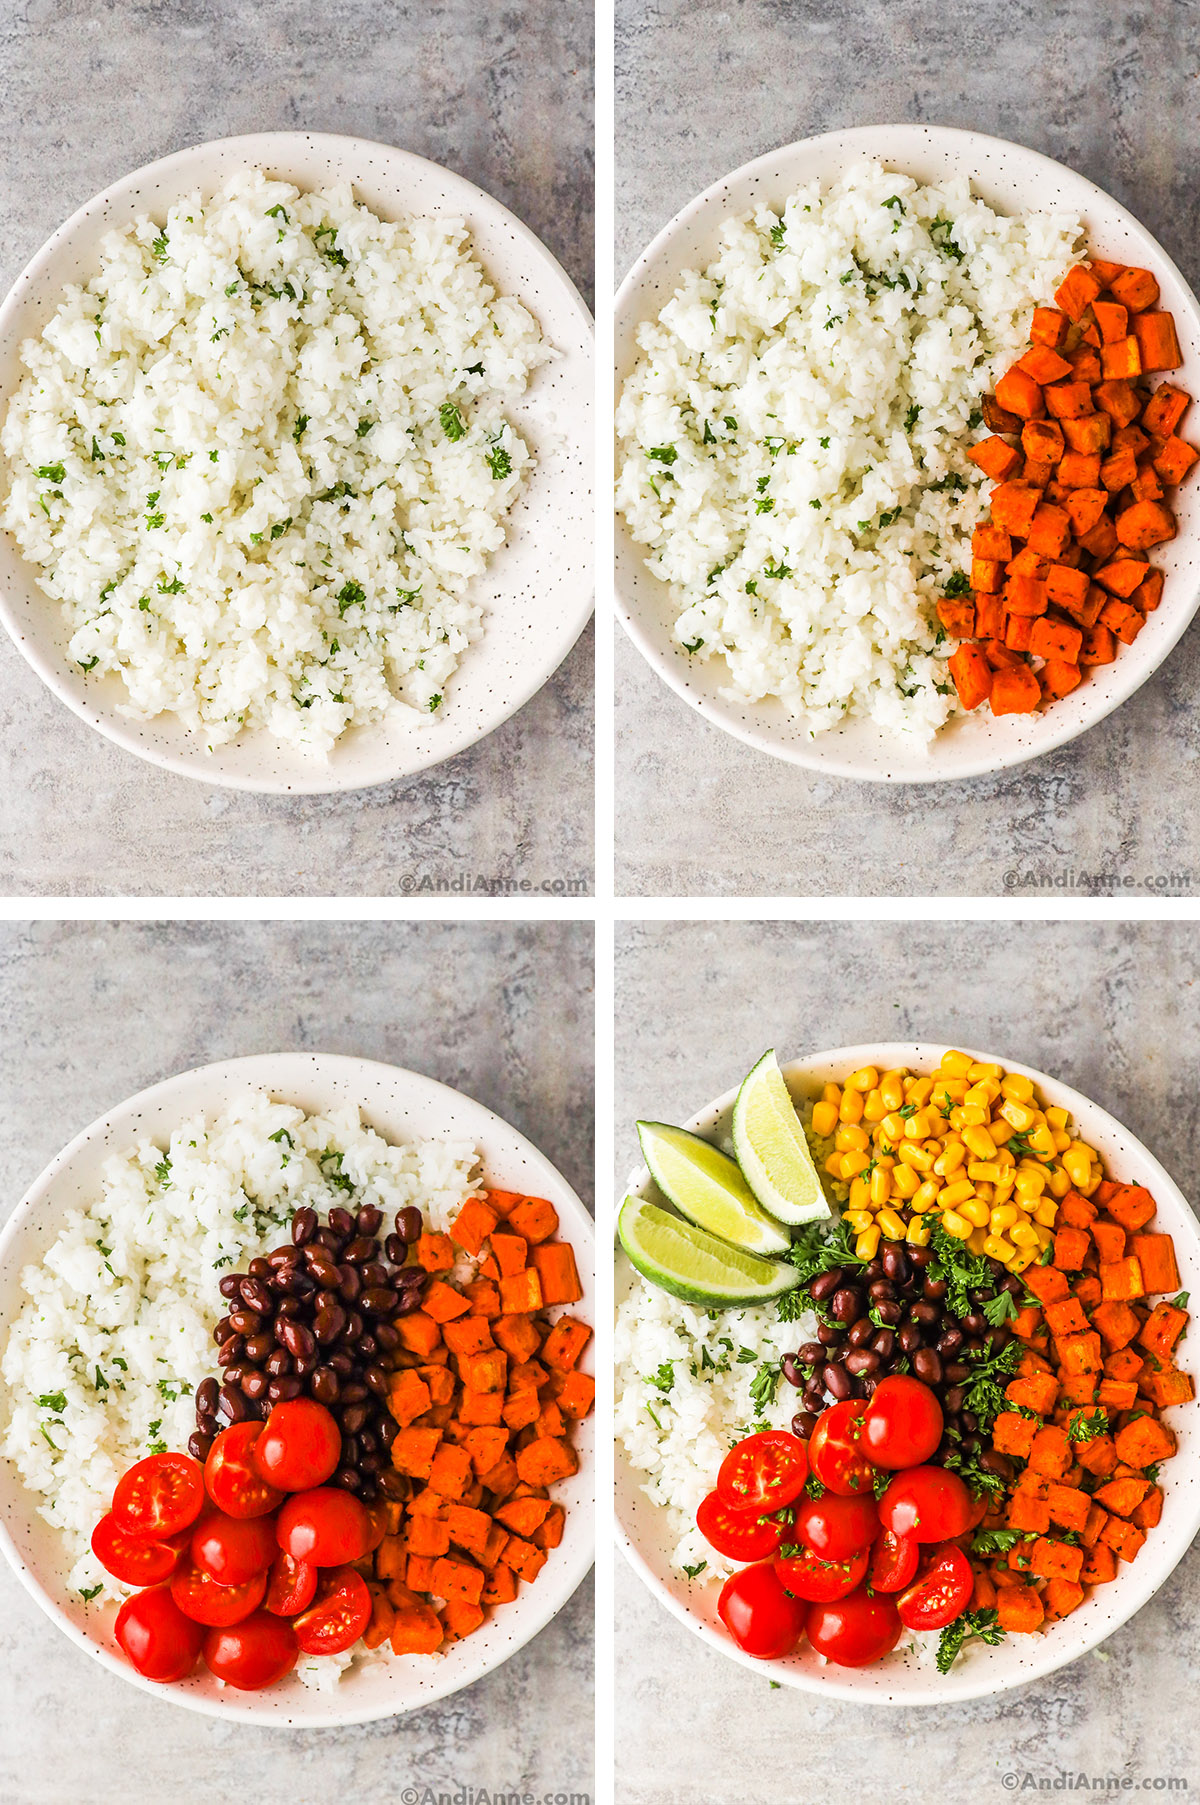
[871, 1329, 895, 1360]
[374, 1321, 401, 1352]
[816, 1322, 842, 1349]
[1001, 1272, 1023, 1296]
[385, 1234, 407, 1266]
[332, 1466, 363, 1494]
[307, 1252, 341, 1289]
[239, 1276, 273, 1314]
[340, 1401, 370, 1435]
[780, 1355, 804, 1387]
[944, 1361, 970, 1385]
[823, 1363, 852, 1399]
[861, 1376, 880, 1399]
[396, 1206, 423, 1244]
[864, 1259, 885, 1280]
[344, 1310, 364, 1342]
[797, 1342, 825, 1365]
[377, 1466, 406, 1499]
[330, 1351, 354, 1376]
[356, 1204, 383, 1237]
[985, 1324, 1013, 1353]
[247, 1257, 271, 1280]
[831, 1287, 863, 1324]
[268, 1376, 303, 1404]
[847, 1317, 875, 1349]
[868, 1279, 895, 1302]
[267, 1245, 297, 1268]
[923, 1276, 948, 1302]
[809, 1269, 844, 1302]
[314, 1304, 347, 1345]
[962, 1312, 987, 1336]
[218, 1275, 243, 1300]
[328, 1206, 355, 1240]
[242, 1369, 269, 1401]
[213, 1316, 232, 1344]
[217, 1335, 243, 1366]
[339, 1382, 369, 1407]
[196, 1377, 220, 1417]
[359, 1261, 389, 1290]
[872, 1299, 903, 1326]
[227, 1307, 261, 1336]
[314, 1227, 344, 1256]
[937, 1327, 964, 1357]
[845, 1349, 880, 1377]
[907, 1244, 932, 1269]
[275, 1295, 302, 1318]
[378, 1415, 398, 1451]
[291, 1273, 317, 1301]
[218, 1383, 249, 1423]
[338, 1264, 362, 1303]
[312, 1365, 340, 1405]
[292, 1206, 318, 1246]
[911, 1300, 940, 1327]
[243, 1332, 275, 1365]
[265, 1347, 292, 1377]
[980, 1449, 1015, 1481]
[961, 1411, 979, 1434]
[897, 1322, 924, 1354]
[188, 1431, 214, 1461]
[881, 1243, 909, 1285]
[343, 1236, 376, 1265]
[278, 1319, 316, 1361]
[791, 1411, 818, 1439]
[943, 1386, 965, 1414]
[911, 1347, 943, 1386]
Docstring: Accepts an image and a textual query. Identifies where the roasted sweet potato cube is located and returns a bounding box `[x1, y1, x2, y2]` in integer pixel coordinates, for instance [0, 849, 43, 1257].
[506, 1196, 560, 1244]
[1133, 310, 1182, 372]
[1055, 263, 1103, 321]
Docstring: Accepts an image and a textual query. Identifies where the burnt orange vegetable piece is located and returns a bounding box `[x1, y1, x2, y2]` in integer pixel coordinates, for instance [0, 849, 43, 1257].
[1094, 1476, 1152, 1518]
[1019, 344, 1074, 385]
[450, 1196, 500, 1257]
[1099, 1256, 1145, 1302]
[1062, 412, 1111, 453]
[515, 1436, 579, 1488]
[1114, 1416, 1176, 1469]
[390, 1597, 445, 1655]
[1133, 310, 1182, 372]
[1109, 266, 1160, 312]
[1146, 1369, 1196, 1408]
[458, 1348, 508, 1393]
[1154, 436, 1200, 484]
[997, 1587, 1045, 1633]
[530, 1242, 584, 1305]
[1028, 617, 1082, 663]
[1024, 1266, 1071, 1306]
[388, 1369, 433, 1428]
[1105, 1185, 1157, 1232]
[1027, 1537, 1085, 1583]
[498, 1269, 544, 1315]
[973, 523, 1013, 559]
[416, 1231, 455, 1272]
[506, 1196, 560, 1244]
[491, 1233, 529, 1278]
[1045, 1483, 1091, 1533]
[1030, 306, 1068, 346]
[990, 482, 1042, 536]
[1092, 1299, 1141, 1351]
[1092, 299, 1128, 344]
[1128, 1233, 1180, 1294]
[423, 1279, 473, 1324]
[969, 436, 1022, 480]
[996, 365, 1045, 419]
[443, 1316, 496, 1357]
[1044, 1578, 1086, 1620]
[391, 1426, 443, 1478]
[1055, 264, 1103, 321]
[1053, 1225, 1091, 1271]
[441, 1597, 486, 1639]
[1094, 379, 1142, 427]
[1043, 379, 1093, 420]
[1116, 499, 1176, 550]
[493, 1312, 543, 1363]
[1100, 336, 1142, 381]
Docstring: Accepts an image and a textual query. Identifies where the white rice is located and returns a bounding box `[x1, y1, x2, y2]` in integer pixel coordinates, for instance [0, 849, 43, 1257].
[1, 1089, 479, 1688]
[1, 168, 547, 753]
[616, 158, 1083, 742]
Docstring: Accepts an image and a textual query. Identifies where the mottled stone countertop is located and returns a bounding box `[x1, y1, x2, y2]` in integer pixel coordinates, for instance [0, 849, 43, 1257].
[616, 917, 1200, 1805]
[615, 0, 1200, 898]
[0, 920, 594, 1805]
[0, 0, 593, 897]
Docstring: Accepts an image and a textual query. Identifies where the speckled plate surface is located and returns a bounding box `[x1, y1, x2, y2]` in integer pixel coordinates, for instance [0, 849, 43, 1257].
[614, 124, 1200, 783]
[0, 1052, 594, 1724]
[0, 133, 594, 794]
[615, 1042, 1200, 1703]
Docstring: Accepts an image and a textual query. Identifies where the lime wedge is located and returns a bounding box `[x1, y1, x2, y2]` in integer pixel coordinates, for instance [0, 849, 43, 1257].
[731, 1049, 833, 1227]
[618, 1194, 801, 1308]
[637, 1120, 792, 1257]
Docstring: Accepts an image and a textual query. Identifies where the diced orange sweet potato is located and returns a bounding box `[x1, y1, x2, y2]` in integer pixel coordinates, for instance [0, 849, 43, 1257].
[1116, 499, 1176, 550]
[458, 1348, 508, 1393]
[443, 1316, 496, 1358]
[1154, 435, 1200, 485]
[1080, 1541, 1118, 1584]
[1133, 1487, 1164, 1531]
[1045, 1483, 1091, 1534]
[1098, 1379, 1140, 1411]
[491, 1233, 529, 1278]
[416, 1231, 455, 1272]
[450, 1195, 500, 1257]
[458, 1388, 505, 1426]
[1099, 1515, 1147, 1563]
[1094, 1475, 1152, 1518]
[1006, 1372, 1059, 1415]
[515, 1436, 579, 1488]
[969, 435, 1022, 480]
[1099, 1256, 1146, 1302]
[1053, 1226, 1091, 1271]
[431, 1556, 485, 1605]
[1129, 1233, 1180, 1294]
[441, 1597, 486, 1639]
[1044, 1577, 1086, 1620]
[542, 1317, 593, 1371]
[428, 1442, 475, 1500]
[1075, 1434, 1118, 1478]
[390, 1597, 444, 1654]
[1145, 1368, 1196, 1409]
[1043, 1297, 1088, 1337]
[1027, 1537, 1084, 1583]
[498, 1269, 544, 1315]
[1114, 1416, 1176, 1469]
[1139, 1302, 1188, 1361]
[1028, 1424, 1071, 1478]
[423, 1280, 472, 1324]
[1133, 310, 1182, 372]
[493, 1313, 543, 1363]
[388, 1369, 433, 1428]
[557, 1370, 595, 1419]
[394, 1311, 444, 1358]
[391, 1426, 443, 1478]
[998, 1586, 1045, 1633]
[1055, 264, 1103, 321]
[990, 664, 1041, 716]
[507, 1196, 560, 1244]
[462, 1426, 510, 1477]
[482, 1563, 518, 1606]
[996, 365, 1045, 419]
[1106, 1184, 1158, 1232]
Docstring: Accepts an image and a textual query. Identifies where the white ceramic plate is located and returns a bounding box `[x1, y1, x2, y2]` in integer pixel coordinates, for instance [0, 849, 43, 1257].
[615, 124, 1200, 782]
[0, 133, 594, 793]
[0, 1052, 594, 1725]
[616, 1041, 1200, 1703]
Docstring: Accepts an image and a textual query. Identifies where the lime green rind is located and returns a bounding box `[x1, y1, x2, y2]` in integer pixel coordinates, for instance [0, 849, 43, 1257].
[618, 1194, 802, 1308]
[636, 1120, 792, 1257]
[732, 1048, 833, 1227]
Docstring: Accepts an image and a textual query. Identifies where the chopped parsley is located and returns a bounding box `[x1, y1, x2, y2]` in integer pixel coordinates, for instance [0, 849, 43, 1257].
[35, 463, 65, 483]
[292, 415, 309, 441]
[337, 581, 366, 616]
[944, 571, 971, 597]
[646, 1362, 676, 1394]
[151, 232, 168, 261]
[682, 1560, 708, 1579]
[648, 445, 677, 465]
[936, 1607, 1004, 1673]
[154, 1158, 172, 1187]
[487, 442, 512, 480]
[749, 1361, 779, 1418]
[682, 636, 704, 654]
[146, 1419, 167, 1454]
[428, 694, 442, 712]
[79, 1584, 103, 1602]
[904, 404, 920, 431]
[439, 401, 467, 441]
[37, 1392, 67, 1413]
[1068, 1409, 1110, 1444]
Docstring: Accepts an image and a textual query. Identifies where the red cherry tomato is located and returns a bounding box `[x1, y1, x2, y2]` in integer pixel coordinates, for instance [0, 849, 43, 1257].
[265, 1549, 319, 1617]
[861, 1376, 944, 1469]
[170, 1554, 267, 1627]
[91, 1511, 179, 1586]
[868, 1527, 920, 1594]
[716, 1431, 808, 1515]
[253, 1399, 342, 1493]
[717, 1560, 808, 1660]
[773, 1544, 868, 1604]
[191, 1509, 278, 1587]
[696, 1489, 783, 1562]
[203, 1610, 298, 1690]
[204, 1423, 285, 1520]
[896, 1541, 975, 1631]
[807, 1401, 873, 1497]
[806, 1585, 903, 1667]
[792, 1490, 879, 1561]
[291, 1564, 372, 1656]
[276, 1487, 371, 1566]
[112, 1452, 205, 1540]
[115, 1584, 204, 1683]
[877, 1466, 974, 1543]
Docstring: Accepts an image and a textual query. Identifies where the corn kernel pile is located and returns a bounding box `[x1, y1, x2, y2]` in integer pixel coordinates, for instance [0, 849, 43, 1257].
[809, 1049, 1103, 1275]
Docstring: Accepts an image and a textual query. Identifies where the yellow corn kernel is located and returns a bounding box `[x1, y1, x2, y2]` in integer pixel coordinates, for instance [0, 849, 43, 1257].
[891, 1163, 920, 1199]
[953, 1104, 989, 1129]
[1028, 1124, 1057, 1159]
[1000, 1073, 1035, 1104]
[933, 1139, 967, 1178]
[897, 1141, 936, 1173]
[845, 1208, 874, 1233]
[906, 1077, 935, 1108]
[855, 1224, 881, 1260]
[847, 1065, 879, 1093]
[1015, 1167, 1047, 1199]
[939, 1049, 974, 1078]
[940, 1178, 976, 1209]
[1034, 1198, 1059, 1227]
[992, 1144, 1016, 1169]
[1033, 1223, 1054, 1249]
[967, 1161, 1004, 1185]
[1008, 1246, 1038, 1274]
[822, 1082, 842, 1105]
[931, 1076, 969, 1105]
[1079, 1168, 1102, 1198]
[839, 1087, 864, 1125]
[1010, 1219, 1041, 1249]
[912, 1179, 942, 1214]
[906, 1214, 932, 1247]
[970, 1060, 1003, 1080]
[848, 1176, 871, 1212]
[960, 1195, 992, 1228]
[1062, 1147, 1092, 1188]
[840, 1150, 870, 1178]
[870, 1165, 893, 1208]
[880, 1070, 907, 1113]
[1046, 1168, 1071, 1199]
[940, 1209, 973, 1240]
[902, 1110, 931, 1141]
[1051, 1129, 1071, 1153]
[987, 1114, 1014, 1144]
[811, 1099, 839, 1138]
[992, 1172, 1016, 1201]
[874, 1207, 906, 1243]
[825, 1152, 845, 1179]
[983, 1233, 1015, 1262]
[863, 1086, 887, 1123]
[880, 1111, 908, 1144]
[967, 1225, 990, 1256]
[962, 1123, 998, 1161]
[1045, 1105, 1069, 1132]
[835, 1122, 870, 1152]
[999, 1098, 1036, 1133]
[990, 1203, 1021, 1233]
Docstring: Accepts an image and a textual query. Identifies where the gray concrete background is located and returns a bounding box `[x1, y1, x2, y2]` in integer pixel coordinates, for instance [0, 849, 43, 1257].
[615, 919, 1200, 1805]
[0, 0, 594, 898]
[614, 0, 1200, 897]
[0, 919, 594, 1805]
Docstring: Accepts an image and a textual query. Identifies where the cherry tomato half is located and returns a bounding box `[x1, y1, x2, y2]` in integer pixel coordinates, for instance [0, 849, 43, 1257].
[204, 1423, 285, 1521]
[91, 1511, 179, 1587]
[773, 1544, 868, 1604]
[896, 1541, 974, 1632]
[696, 1490, 783, 1563]
[806, 1585, 902, 1668]
[112, 1452, 205, 1541]
[717, 1560, 808, 1661]
[191, 1509, 278, 1588]
[807, 1401, 873, 1497]
[716, 1432, 808, 1515]
[877, 1466, 974, 1543]
[115, 1584, 204, 1683]
[861, 1376, 944, 1470]
[170, 1554, 267, 1627]
[253, 1399, 341, 1494]
[265, 1549, 319, 1617]
[203, 1610, 298, 1690]
[292, 1565, 372, 1656]
[276, 1487, 372, 1567]
[868, 1527, 920, 1594]
[792, 1490, 879, 1561]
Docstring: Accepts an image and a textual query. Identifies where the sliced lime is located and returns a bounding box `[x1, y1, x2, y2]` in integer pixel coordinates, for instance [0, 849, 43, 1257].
[731, 1049, 833, 1227]
[617, 1194, 801, 1308]
[637, 1120, 792, 1257]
